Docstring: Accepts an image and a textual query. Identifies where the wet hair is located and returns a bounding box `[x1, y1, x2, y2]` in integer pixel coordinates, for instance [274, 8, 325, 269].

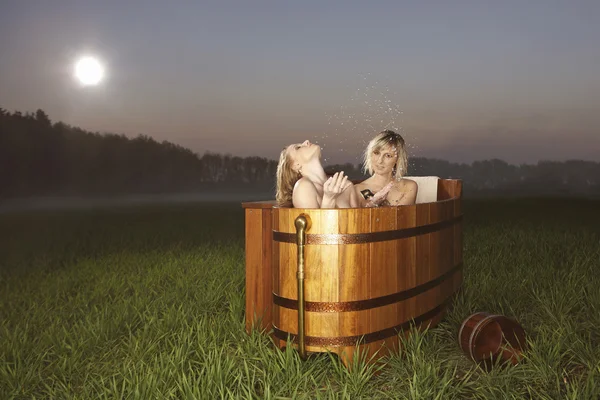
[275, 146, 302, 207]
[362, 130, 408, 180]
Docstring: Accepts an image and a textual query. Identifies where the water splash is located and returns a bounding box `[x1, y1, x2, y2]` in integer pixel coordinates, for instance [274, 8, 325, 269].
[320, 74, 409, 166]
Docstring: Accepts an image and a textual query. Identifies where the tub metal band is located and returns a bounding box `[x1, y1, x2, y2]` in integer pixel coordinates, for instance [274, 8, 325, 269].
[273, 215, 462, 245]
[273, 297, 452, 347]
[273, 262, 462, 313]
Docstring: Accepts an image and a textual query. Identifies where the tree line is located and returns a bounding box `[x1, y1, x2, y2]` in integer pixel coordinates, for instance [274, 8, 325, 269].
[1, 108, 599, 198]
[0, 108, 276, 197]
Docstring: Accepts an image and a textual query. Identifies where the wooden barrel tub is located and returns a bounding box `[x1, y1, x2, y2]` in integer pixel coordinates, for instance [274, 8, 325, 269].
[242, 178, 463, 365]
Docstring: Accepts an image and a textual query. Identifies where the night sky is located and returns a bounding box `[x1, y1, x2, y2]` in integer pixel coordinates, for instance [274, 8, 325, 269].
[1, 0, 598, 165]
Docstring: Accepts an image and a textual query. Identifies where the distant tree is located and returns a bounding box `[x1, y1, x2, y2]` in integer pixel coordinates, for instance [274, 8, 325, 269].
[35, 109, 51, 126]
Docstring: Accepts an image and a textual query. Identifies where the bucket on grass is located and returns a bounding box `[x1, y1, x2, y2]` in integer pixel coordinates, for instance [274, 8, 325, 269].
[458, 312, 526, 366]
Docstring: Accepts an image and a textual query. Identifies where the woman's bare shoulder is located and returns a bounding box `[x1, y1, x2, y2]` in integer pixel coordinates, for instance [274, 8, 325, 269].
[294, 177, 317, 193]
[387, 178, 418, 206]
[388, 178, 418, 196]
[398, 178, 418, 192]
[292, 177, 320, 208]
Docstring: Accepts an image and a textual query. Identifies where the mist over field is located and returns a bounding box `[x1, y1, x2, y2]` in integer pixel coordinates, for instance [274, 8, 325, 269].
[0, 191, 275, 214]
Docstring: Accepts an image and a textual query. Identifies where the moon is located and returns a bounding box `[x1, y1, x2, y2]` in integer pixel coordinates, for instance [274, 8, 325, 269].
[74, 56, 104, 86]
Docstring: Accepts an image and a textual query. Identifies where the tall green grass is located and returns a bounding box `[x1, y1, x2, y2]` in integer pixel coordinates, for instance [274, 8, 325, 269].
[1, 199, 599, 399]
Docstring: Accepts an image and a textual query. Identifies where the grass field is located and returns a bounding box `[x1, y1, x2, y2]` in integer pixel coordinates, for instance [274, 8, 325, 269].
[1, 199, 599, 399]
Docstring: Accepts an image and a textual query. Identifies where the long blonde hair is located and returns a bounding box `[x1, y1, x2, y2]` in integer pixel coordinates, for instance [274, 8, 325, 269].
[362, 130, 408, 180]
[275, 147, 302, 207]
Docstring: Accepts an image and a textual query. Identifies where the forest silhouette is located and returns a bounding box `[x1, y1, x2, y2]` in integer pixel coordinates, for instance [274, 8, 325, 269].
[1, 108, 598, 199]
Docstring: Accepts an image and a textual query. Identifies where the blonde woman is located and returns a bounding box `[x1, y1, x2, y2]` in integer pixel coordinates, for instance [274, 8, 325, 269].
[355, 130, 418, 206]
[276, 140, 389, 208]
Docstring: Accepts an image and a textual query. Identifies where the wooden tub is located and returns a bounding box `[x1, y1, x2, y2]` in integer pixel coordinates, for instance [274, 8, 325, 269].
[242, 178, 463, 365]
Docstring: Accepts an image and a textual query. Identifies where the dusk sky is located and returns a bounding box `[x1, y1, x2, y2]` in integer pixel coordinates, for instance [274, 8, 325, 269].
[1, 0, 598, 165]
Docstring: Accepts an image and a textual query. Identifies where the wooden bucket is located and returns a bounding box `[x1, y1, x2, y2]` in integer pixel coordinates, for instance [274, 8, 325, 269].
[494, 315, 527, 365]
[458, 312, 526, 365]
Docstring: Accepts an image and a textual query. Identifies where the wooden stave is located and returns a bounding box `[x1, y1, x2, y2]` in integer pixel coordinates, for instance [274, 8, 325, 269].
[244, 207, 273, 333]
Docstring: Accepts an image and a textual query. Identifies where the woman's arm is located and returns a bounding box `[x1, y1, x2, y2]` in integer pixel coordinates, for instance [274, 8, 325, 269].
[364, 182, 394, 207]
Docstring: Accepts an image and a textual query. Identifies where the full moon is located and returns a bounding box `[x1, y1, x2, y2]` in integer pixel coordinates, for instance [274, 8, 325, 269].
[74, 56, 104, 86]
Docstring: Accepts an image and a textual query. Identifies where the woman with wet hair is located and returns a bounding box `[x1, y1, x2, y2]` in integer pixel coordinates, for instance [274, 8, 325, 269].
[276, 140, 389, 208]
[355, 130, 418, 206]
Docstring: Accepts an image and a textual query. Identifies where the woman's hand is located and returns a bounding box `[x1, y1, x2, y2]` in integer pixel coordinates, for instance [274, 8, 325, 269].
[322, 172, 350, 207]
[365, 181, 394, 207]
